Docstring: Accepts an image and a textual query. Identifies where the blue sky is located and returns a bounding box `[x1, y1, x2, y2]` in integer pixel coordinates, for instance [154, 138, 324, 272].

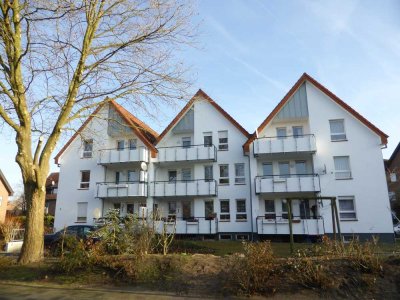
[1, 0, 400, 193]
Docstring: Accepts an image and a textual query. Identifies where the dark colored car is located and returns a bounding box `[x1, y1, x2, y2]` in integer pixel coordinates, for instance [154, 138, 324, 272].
[44, 225, 98, 248]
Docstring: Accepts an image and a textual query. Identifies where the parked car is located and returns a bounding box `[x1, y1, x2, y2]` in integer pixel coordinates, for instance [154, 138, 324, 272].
[44, 225, 99, 248]
[394, 223, 400, 237]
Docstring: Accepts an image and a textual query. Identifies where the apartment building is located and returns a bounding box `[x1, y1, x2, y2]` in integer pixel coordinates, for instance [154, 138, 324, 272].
[54, 73, 394, 242]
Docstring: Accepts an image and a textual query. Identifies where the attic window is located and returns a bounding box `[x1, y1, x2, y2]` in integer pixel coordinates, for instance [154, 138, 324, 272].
[329, 119, 347, 141]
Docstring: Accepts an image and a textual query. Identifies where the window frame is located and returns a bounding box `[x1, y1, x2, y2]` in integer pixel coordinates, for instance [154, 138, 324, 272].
[181, 168, 192, 181]
[262, 162, 273, 177]
[82, 139, 93, 158]
[79, 170, 90, 189]
[278, 162, 290, 178]
[220, 199, 230, 221]
[218, 130, 228, 151]
[234, 163, 245, 185]
[236, 199, 247, 221]
[219, 164, 229, 185]
[128, 139, 137, 150]
[264, 200, 276, 220]
[204, 165, 213, 181]
[333, 156, 352, 180]
[168, 201, 177, 220]
[117, 140, 125, 151]
[276, 127, 287, 139]
[168, 170, 177, 183]
[203, 132, 213, 147]
[182, 137, 191, 148]
[76, 202, 88, 223]
[329, 119, 347, 141]
[338, 196, 357, 221]
[292, 126, 304, 138]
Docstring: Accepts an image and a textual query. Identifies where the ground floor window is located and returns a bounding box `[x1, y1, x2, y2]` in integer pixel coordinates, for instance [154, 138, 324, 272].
[265, 200, 276, 219]
[236, 199, 247, 221]
[220, 200, 230, 221]
[127, 203, 134, 214]
[205, 200, 214, 219]
[168, 201, 176, 221]
[77, 202, 88, 222]
[281, 200, 288, 219]
[338, 196, 357, 220]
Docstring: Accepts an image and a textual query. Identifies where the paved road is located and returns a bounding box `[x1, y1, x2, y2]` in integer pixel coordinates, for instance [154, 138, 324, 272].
[0, 283, 205, 300]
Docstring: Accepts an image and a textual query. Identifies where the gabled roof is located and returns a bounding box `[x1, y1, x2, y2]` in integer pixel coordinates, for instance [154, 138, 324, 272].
[388, 141, 400, 168]
[156, 89, 250, 144]
[243, 73, 388, 152]
[54, 100, 159, 164]
[0, 169, 14, 196]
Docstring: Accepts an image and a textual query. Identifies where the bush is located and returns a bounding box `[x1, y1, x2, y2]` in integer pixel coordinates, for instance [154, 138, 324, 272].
[0, 217, 22, 243]
[224, 241, 277, 295]
[57, 235, 93, 273]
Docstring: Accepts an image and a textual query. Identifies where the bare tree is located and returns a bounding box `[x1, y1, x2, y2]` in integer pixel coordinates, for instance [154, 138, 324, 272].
[0, 0, 195, 264]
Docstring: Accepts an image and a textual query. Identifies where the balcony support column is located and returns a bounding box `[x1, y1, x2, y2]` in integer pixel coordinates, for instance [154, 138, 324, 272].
[287, 199, 294, 254]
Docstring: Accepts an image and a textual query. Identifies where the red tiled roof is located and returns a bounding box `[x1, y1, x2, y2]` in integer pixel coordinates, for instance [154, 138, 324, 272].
[156, 89, 250, 144]
[243, 73, 388, 152]
[46, 172, 59, 187]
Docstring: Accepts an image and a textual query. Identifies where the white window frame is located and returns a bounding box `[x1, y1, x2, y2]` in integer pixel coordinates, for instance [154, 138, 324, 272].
[77, 202, 88, 222]
[182, 137, 191, 148]
[265, 200, 276, 219]
[279, 162, 290, 178]
[338, 196, 357, 220]
[236, 199, 247, 221]
[204, 165, 213, 181]
[128, 139, 137, 150]
[203, 132, 213, 147]
[168, 201, 177, 220]
[117, 140, 125, 151]
[219, 164, 229, 185]
[234, 163, 245, 184]
[168, 170, 177, 183]
[127, 170, 137, 182]
[262, 162, 273, 177]
[292, 126, 303, 138]
[276, 127, 287, 139]
[220, 199, 230, 221]
[334, 156, 352, 179]
[329, 119, 347, 141]
[82, 139, 93, 158]
[79, 170, 90, 189]
[218, 131, 228, 151]
[181, 168, 192, 181]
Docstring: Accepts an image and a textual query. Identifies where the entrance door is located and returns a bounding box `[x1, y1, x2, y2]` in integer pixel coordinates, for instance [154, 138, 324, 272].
[182, 201, 192, 220]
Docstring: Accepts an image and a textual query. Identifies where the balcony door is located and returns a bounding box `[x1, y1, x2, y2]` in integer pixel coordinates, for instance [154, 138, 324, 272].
[182, 201, 192, 220]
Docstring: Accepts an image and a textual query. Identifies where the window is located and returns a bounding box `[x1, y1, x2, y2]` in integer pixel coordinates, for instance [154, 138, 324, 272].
[281, 200, 288, 219]
[182, 137, 191, 148]
[205, 200, 214, 219]
[219, 164, 229, 185]
[235, 163, 245, 184]
[129, 139, 137, 150]
[265, 200, 276, 219]
[295, 161, 307, 175]
[139, 203, 147, 218]
[182, 168, 192, 181]
[236, 199, 247, 221]
[82, 139, 93, 158]
[338, 196, 357, 220]
[334, 156, 352, 179]
[113, 203, 121, 211]
[292, 126, 303, 138]
[168, 201, 176, 220]
[390, 173, 397, 183]
[218, 131, 228, 150]
[279, 162, 290, 178]
[128, 170, 138, 182]
[204, 165, 213, 181]
[80, 171, 90, 189]
[220, 200, 230, 221]
[276, 127, 287, 139]
[77, 202, 88, 222]
[168, 170, 177, 182]
[262, 163, 273, 177]
[127, 203, 134, 214]
[203, 132, 212, 147]
[117, 140, 124, 151]
[329, 119, 346, 141]
[115, 171, 120, 184]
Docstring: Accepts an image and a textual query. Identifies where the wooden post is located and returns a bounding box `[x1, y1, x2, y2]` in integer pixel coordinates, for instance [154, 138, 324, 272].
[332, 197, 341, 239]
[287, 199, 294, 254]
[331, 198, 337, 240]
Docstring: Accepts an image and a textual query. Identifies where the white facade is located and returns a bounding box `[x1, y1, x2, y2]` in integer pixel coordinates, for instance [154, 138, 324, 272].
[54, 75, 394, 242]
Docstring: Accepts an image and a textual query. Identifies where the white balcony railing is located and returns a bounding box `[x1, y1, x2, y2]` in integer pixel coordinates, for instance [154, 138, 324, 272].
[256, 216, 324, 235]
[96, 181, 147, 198]
[255, 174, 320, 194]
[98, 147, 149, 165]
[151, 179, 217, 197]
[253, 135, 316, 156]
[156, 144, 217, 163]
[153, 218, 218, 234]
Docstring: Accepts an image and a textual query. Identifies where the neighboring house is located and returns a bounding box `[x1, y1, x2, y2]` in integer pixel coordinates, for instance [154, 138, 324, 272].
[385, 142, 400, 216]
[54, 73, 394, 242]
[0, 169, 14, 223]
[45, 172, 59, 216]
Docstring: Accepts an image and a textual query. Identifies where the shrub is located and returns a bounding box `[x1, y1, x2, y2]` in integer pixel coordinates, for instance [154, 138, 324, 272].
[57, 235, 92, 273]
[224, 241, 277, 295]
[0, 217, 22, 243]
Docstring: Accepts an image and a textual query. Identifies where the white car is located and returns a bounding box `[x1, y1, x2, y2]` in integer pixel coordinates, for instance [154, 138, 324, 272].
[394, 223, 400, 236]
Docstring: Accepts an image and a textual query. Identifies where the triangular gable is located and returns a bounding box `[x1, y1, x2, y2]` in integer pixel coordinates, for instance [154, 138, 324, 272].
[54, 100, 158, 164]
[156, 89, 250, 144]
[243, 73, 388, 152]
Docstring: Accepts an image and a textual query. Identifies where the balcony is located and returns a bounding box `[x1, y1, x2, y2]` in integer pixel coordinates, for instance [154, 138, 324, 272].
[255, 174, 320, 195]
[253, 134, 316, 157]
[98, 147, 149, 165]
[156, 144, 217, 164]
[96, 181, 147, 198]
[256, 216, 324, 235]
[151, 179, 217, 197]
[153, 217, 218, 234]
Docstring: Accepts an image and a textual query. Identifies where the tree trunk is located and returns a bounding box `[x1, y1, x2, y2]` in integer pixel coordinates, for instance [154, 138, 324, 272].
[18, 183, 46, 264]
